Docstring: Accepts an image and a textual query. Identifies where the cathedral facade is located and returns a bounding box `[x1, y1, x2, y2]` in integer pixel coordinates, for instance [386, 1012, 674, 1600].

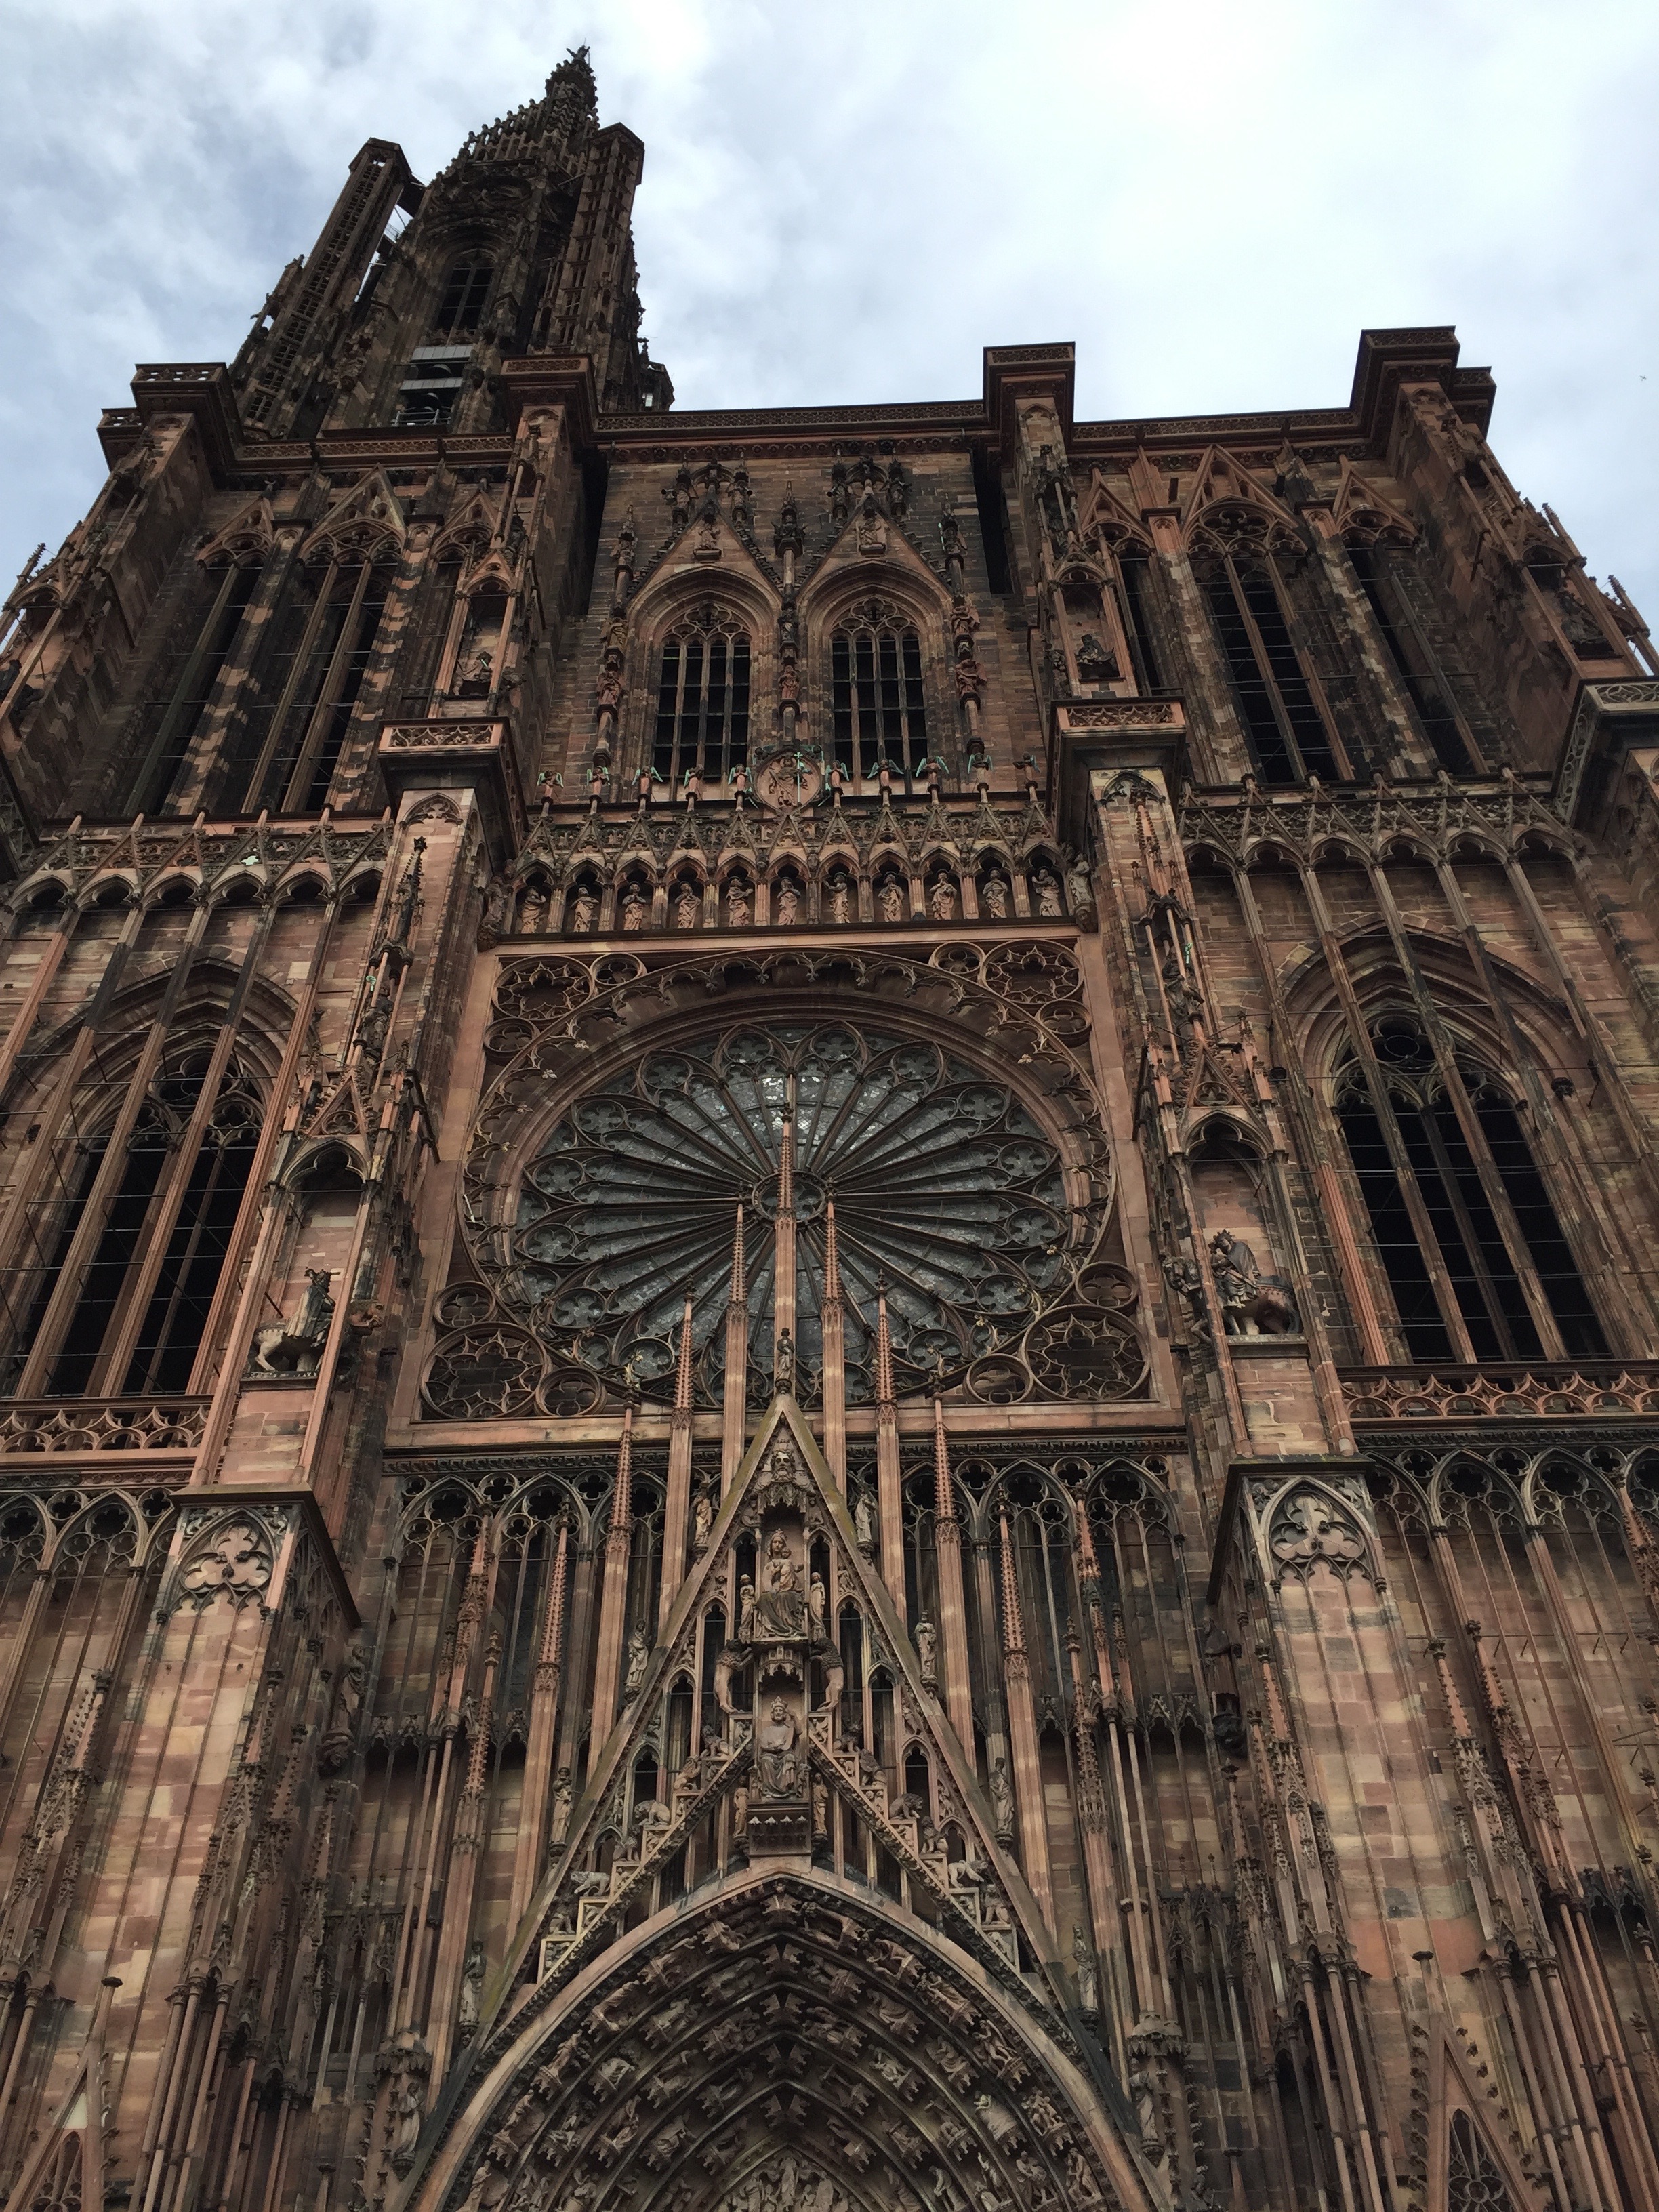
[3, 47, 1659, 2212]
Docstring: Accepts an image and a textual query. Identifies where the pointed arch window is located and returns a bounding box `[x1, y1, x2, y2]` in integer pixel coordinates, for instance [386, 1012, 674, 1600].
[830, 604, 928, 785]
[1195, 537, 1343, 784]
[1333, 1014, 1604, 1363]
[1345, 541, 1478, 776]
[4, 1054, 262, 1399]
[651, 607, 750, 788]
[125, 557, 262, 816]
[241, 553, 393, 812]
[432, 260, 493, 339]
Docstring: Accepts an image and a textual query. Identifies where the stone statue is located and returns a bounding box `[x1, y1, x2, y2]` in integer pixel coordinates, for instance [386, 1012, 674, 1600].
[853, 1488, 876, 1552]
[569, 887, 597, 935]
[517, 882, 547, 934]
[758, 1532, 804, 1637]
[989, 1757, 1015, 1838]
[1032, 867, 1063, 918]
[726, 878, 751, 927]
[247, 1267, 334, 1380]
[550, 1766, 573, 1845]
[738, 1576, 757, 1645]
[774, 876, 802, 926]
[928, 876, 958, 922]
[774, 1327, 795, 1393]
[756, 1698, 801, 1799]
[808, 1572, 827, 1641]
[620, 883, 648, 933]
[458, 1938, 486, 2031]
[1072, 1925, 1099, 2015]
[674, 883, 701, 930]
[877, 875, 906, 924]
[915, 1617, 937, 1686]
[980, 874, 1010, 920]
[1208, 1226, 1296, 1336]
[813, 1776, 829, 1841]
[691, 1487, 714, 1552]
[623, 1625, 649, 1698]
[731, 1782, 749, 1840]
[826, 871, 852, 924]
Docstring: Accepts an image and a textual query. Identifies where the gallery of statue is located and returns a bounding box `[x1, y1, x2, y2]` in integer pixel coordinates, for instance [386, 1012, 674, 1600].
[3, 46, 1659, 2212]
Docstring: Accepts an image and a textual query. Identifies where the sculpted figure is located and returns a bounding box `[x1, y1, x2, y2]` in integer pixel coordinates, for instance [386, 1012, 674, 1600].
[550, 1766, 573, 1844]
[980, 874, 1010, 920]
[915, 1617, 937, 1685]
[808, 1572, 827, 1641]
[758, 1532, 804, 1637]
[853, 1489, 876, 1551]
[928, 876, 958, 922]
[674, 882, 701, 930]
[877, 874, 906, 924]
[773, 876, 802, 926]
[569, 887, 597, 935]
[738, 1576, 757, 1645]
[826, 869, 852, 924]
[989, 1757, 1015, 1837]
[1031, 867, 1063, 918]
[623, 1625, 649, 1697]
[726, 878, 752, 928]
[620, 883, 648, 933]
[756, 1698, 801, 1799]
[691, 1486, 714, 1551]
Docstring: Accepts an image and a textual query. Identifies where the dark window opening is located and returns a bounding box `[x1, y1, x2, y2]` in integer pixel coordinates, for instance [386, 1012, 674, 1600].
[432, 262, 492, 339]
[1334, 1018, 1605, 1364]
[1117, 555, 1164, 693]
[651, 621, 750, 789]
[831, 619, 928, 783]
[131, 562, 260, 816]
[1200, 554, 1340, 785]
[1347, 543, 1474, 775]
[970, 447, 1012, 594]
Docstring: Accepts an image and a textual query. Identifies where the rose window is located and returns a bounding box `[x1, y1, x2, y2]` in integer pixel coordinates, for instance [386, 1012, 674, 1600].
[495, 1023, 1105, 1406]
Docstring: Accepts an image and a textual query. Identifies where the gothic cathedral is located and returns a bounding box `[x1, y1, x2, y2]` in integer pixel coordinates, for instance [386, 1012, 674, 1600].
[2, 47, 1658, 2212]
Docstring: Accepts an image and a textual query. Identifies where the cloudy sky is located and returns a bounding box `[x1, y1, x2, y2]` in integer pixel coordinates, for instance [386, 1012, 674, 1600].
[3, 0, 1656, 622]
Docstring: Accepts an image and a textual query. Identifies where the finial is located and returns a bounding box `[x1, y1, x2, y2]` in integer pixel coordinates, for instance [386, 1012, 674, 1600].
[611, 1405, 634, 1532]
[674, 1294, 695, 1412]
[823, 1199, 841, 1300]
[729, 1202, 747, 1303]
[932, 1395, 956, 1525]
[875, 1282, 895, 1404]
[999, 1509, 1025, 1656]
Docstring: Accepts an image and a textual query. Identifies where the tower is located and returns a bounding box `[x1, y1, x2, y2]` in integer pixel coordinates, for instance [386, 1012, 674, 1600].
[1, 49, 1658, 2212]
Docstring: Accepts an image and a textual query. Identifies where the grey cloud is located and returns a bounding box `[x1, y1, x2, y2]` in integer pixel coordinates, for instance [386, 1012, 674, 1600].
[2, 0, 1654, 623]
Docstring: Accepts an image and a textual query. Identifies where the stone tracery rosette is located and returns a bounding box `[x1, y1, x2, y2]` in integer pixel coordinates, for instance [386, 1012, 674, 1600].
[433, 946, 1145, 1416]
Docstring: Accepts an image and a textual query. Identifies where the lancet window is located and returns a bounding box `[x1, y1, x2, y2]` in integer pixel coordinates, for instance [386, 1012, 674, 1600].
[651, 607, 751, 788]
[431, 260, 493, 339]
[1346, 541, 1477, 775]
[830, 605, 929, 784]
[1332, 1014, 1603, 1363]
[3, 1052, 262, 1399]
[1195, 543, 1342, 783]
[1115, 550, 1165, 693]
[241, 554, 393, 811]
[124, 557, 261, 815]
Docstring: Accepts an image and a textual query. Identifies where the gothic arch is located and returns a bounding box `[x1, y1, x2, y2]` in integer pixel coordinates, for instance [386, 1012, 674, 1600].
[403, 1868, 1160, 2212]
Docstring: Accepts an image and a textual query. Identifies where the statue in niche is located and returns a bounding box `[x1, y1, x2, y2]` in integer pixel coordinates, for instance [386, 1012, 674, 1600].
[773, 876, 802, 926]
[550, 1767, 573, 1844]
[980, 874, 1010, 920]
[674, 881, 702, 930]
[691, 1487, 714, 1552]
[516, 881, 547, 935]
[808, 1572, 827, 1641]
[1031, 867, 1064, 918]
[758, 1532, 804, 1637]
[731, 1782, 749, 1840]
[756, 1698, 802, 1798]
[853, 1488, 876, 1551]
[247, 1267, 334, 1380]
[738, 1577, 757, 1645]
[915, 1618, 937, 1686]
[1072, 1926, 1099, 2015]
[622, 1625, 649, 1698]
[813, 1775, 829, 1841]
[877, 874, 906, 924]
[1075, 631, 1120, 684]
[458, 1939, 486, 2032]
[619, 883, 648, 933]
[726, 878, 752, 928]
[826, 869, 853, 924]
[569, 886, 597, 934]
[989, 1757, 1015, 1839]
[1208, 1227, 1296, 1336]
[928, 876, 958, 922]
[773, 1327, 795, 1393]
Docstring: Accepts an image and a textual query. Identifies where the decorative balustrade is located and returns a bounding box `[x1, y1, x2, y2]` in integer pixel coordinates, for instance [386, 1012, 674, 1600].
[1340, 1364, 1659, 1422]
[0, 1396, 209, 1456]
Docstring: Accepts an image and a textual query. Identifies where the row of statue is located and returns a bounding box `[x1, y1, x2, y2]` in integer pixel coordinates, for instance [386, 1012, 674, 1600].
[514, 863, 1067, 937]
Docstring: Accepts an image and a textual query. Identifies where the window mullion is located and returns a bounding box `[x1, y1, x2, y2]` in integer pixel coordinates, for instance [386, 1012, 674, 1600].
[1228, 556, 1306, 777]
[1416, 1101, 1527, 1360]
[241, 564, 337, 811]
[1266, 554, 1351, 778]
[127, 565, 240, 817]
[283, 560, 373, 811]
